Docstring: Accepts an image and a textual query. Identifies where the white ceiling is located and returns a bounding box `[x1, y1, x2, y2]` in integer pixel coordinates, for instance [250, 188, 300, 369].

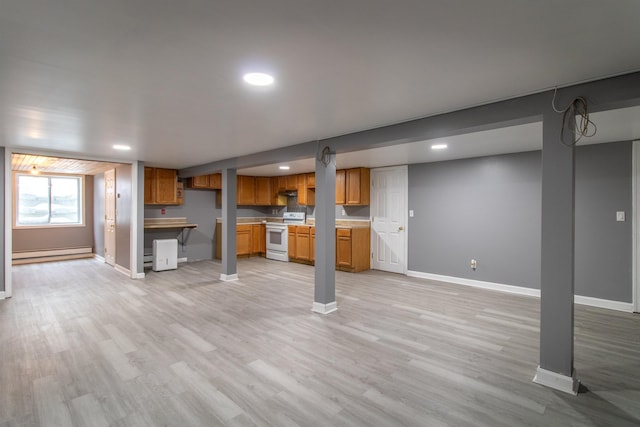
[1, 1, 640, 170]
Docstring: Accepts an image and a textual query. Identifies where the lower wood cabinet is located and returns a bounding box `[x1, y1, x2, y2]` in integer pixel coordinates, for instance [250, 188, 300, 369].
[215, 223, 266, 259]
[289, 225, 370, 272]
[335, 227, 370, 272]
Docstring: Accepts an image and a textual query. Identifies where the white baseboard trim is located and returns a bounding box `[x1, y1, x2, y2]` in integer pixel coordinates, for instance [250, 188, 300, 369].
[573, 295, 634, 313]
[0, 291, 5, 300]
[220, 273, 238, 282]
[178, 257, 188, 263]
[533, 366, 579, 395]
[94, 254, 105, 263]
[407, 270, 540, 298]
[312, 301, 338, 315]
[132, 272, 145, 279]
[407, 270, 633, 312]
[114, 264, 131, 277]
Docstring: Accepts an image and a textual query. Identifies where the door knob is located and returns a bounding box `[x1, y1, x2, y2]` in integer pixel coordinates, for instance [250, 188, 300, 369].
[398, 226, 404, 231]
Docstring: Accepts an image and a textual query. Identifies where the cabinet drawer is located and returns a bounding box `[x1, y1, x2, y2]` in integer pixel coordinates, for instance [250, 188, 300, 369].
[336, 228, 351, 237]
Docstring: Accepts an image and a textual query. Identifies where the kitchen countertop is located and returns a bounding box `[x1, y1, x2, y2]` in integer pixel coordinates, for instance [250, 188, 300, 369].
[216, 217, 370, 228]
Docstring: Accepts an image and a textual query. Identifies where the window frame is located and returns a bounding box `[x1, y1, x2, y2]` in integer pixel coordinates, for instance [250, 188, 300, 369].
[13, 172, 86, 229]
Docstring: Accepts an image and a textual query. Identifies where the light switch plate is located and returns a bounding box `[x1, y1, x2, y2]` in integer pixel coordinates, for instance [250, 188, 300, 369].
[616, 211, 625, 222]
[409, 210, 414, 217]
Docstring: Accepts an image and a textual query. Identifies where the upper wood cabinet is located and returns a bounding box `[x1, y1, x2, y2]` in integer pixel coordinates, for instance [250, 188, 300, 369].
[209, 173, 222, 189]
[270, 177, 287, 206]
[187, 175, 210, 189]
[297, 174, 315, 206]
[186, 173, 221, 190]
[306, 173, 315, 188]
[285, 175, 297, 191]
[237, 176, 256, 205]
[254, 177, 272, 206]
[335, 169, 346, 205]
[345, 167, 370, 205]
[144, 167, 180, 205]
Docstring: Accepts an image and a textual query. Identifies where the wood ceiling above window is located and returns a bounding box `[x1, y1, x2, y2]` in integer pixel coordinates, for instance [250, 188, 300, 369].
[11, 154, 124, 175]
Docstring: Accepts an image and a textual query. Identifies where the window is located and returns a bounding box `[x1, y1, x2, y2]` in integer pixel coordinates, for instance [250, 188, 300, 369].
[16, 174, 83, 227]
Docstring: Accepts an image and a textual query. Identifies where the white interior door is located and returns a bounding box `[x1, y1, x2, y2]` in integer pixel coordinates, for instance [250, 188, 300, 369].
[371, 166, 407, 274]
[104, 169, 116, 266]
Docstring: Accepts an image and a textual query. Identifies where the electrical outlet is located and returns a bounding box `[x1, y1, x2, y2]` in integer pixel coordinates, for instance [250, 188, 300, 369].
[409, 210, 414, 217]
[471, 259, 477, 270]
[616, 211, 625, 222]
[341, 208, 346, 216]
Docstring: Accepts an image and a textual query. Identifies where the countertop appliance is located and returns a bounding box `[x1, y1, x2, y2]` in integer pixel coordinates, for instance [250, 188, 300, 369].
[265, 212, 306, 261]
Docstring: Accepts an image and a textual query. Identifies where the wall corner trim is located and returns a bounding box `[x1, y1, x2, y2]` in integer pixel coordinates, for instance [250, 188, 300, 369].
[312, 301, 337, 314]
[94, 254, 105, 263]
[0, 291, 5, 300]
[220, 273, 238, 282]
[132, 272, 145, 279]
[406, 270, 634, 312]
[114, 264, 131, 277]
[533, 366, 579, 395]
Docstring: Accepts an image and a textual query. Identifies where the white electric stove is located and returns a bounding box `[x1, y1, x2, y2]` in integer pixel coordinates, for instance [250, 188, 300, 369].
[265, 212, 306, 261]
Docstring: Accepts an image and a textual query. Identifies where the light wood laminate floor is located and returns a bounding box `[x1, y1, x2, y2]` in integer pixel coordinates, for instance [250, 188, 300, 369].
[1, 258, 639, 426]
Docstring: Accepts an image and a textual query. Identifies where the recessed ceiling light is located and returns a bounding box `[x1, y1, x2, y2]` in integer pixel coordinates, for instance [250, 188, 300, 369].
[431, 144, 448, 150]
[113, 144, 131, 151]
[243, 72, 275, 86]
[279, 165, 290, 170]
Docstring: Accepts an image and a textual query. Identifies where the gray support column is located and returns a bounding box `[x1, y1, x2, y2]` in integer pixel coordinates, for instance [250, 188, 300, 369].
[312, 147, 337, 314]
[135, 161, 145, 278]
[220, 168, 238, 281]
[533, 104, 579, 394]
[0, 147, 5, 295]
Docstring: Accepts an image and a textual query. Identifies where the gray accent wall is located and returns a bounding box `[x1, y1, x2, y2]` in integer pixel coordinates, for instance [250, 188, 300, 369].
[115, 165, 131, 270]
[93, 173, 105, 257]
[407, 141, 633, 302]
[408, 151, 542, 289]
[0, 147, 5, 293]
[144, 188, 217, 261]
[13, 175, 95, 252]
[575, 142, 632, 302]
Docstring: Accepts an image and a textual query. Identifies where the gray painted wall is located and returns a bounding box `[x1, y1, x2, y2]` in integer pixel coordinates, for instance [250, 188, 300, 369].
[0, 147, 4, 293]
[144, 188, 217, 261]
[115, 165, 131, 270]
[13, 175, 95, 252]
[407, 142, 633, 302]
[575, 142, 632, 302]
[408, 151, 542, 289]
[93, 173, 105, 257]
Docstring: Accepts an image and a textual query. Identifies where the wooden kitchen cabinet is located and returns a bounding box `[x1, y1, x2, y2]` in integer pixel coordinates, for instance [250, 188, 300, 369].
[310, 227, 315, 262]
[288, 225, 296, 259]
[254, 177, 272, 206]
[288, 225, 312, 263]
[345, 167, 370, 205]
[186, 174, 211, 189]
[209, 173, 222, 189]
[297, 174, 315, 206]
[144, 167, 181, 205]
[295, 226, 311, 261]
[306, 173, 315, 188]
[215, 223, 266, 259]
[335, 169, 346, 205]
[285, 175, 298, 191]
[186, 173, 222, 190]
[271, 177, 287, 206]
[251, 224, 266, 255]
[237, 176, 256, 205]
[236, 224, 252, 256]
[336, 227, 370, 272]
